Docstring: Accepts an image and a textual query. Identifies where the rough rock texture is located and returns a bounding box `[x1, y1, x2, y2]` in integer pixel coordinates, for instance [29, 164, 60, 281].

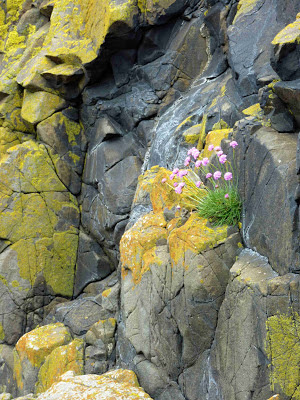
[0, 0, 299, 398]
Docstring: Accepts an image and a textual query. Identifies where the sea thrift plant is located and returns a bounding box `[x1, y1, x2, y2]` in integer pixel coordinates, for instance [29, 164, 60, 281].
[164, 141, 242, 226]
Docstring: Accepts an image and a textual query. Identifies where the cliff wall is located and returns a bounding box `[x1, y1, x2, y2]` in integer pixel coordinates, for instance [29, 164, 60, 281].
[0, 0, 299, 399]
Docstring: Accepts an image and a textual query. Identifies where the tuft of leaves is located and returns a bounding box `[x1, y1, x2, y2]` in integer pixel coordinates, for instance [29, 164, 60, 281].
[196, 186, 241, 226]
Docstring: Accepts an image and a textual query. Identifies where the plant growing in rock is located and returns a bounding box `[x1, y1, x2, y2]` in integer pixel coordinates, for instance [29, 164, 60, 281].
[163, 141, 241, 226]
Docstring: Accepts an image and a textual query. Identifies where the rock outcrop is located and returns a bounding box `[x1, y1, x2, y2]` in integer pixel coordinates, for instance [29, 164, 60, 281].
[0, 0, 299, 399]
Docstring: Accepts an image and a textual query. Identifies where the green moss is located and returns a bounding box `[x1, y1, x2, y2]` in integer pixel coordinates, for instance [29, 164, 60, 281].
[266, 312, 300, 398]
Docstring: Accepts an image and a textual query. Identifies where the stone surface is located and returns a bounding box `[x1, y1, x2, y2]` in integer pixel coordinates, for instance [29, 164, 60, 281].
[235, 123, 299, 274]
[36, 370, 153, 400]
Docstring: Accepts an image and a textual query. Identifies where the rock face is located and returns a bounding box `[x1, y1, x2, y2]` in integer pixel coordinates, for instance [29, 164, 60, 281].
[0, 0, 299, 399]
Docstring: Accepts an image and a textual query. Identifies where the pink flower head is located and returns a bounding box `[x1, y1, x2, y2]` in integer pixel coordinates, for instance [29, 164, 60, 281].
[208, 144, 214, 151]
[215, 184, 219, 188]
[219, 154, 227, 164]
[184, 156, 191, 166]
[225, 193, 229, 199]
[224, 172, 233, 181]
[230, 141, 238, 148]
[188, 147, 197, 156]
[173, 168, 179, 175]
[173, 182, 178, 187]
[202, 157, 209, 166]
[175, 182, 185, 194]
[206, 173, 212, 179]
[170, 173, 175, 180]
[178, 169, 188, 178]
[195, 160, 202, 168]
[215, 146, 222, 151]
[213, 171, 222, 180]
[217, 151, 223, 157]
[191, 148, 200, 160]
[196, 181, 202, 187]
[161, 178, 167, 183]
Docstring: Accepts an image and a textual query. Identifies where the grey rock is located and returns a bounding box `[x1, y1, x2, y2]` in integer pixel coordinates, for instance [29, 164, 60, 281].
[74, 231, 114, 297]
[43, 297, 111, 336]
[273, 79, 300, 127]
[235, 123, 299, 274]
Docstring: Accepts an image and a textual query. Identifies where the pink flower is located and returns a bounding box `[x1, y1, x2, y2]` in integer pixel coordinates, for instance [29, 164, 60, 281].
[175, 182, 185, 194]
[230, 141, 238, 148]
[178, 170, 188, 178]
[219, 154, 227, 164]
[202, 157, 209, 166]
[215, 184, 219, 188]
[195, 160, 202, 168]
[192, 149, 200, 160]
[174, 182, 178, 187]
[206, 173, 212, 179]
[196, 181, 202, 187]
[170, 173, 175, 180]
[215, 146, 221, 151]
[225, 193, 229, 199]
[224, 172, 233, 181]
[184, 156, 191, 166]
[217, 151, 223, 157]
[208, 144, 214, 151]
[213, 171, 222, 180]
[173, 168, 179, 175]
[161, 178, 167, 183]
[188, 147, 197, 156]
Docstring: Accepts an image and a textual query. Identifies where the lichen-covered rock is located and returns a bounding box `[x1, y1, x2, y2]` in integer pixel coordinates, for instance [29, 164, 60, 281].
[36, 339, 84, 393]
[119, 166, 241, 398]
[33, 369, 152, 400]
[271, 16, 300, 81]
[13, 323, 72, 394]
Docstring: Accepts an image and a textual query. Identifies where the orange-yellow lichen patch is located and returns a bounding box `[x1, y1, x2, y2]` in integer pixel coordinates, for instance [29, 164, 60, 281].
[272, 18, 300, 45]
[120, 212, 167, 284]
[15, 323, 71, 368]
[201, 129, 231, 160]
[36, 369, 152, 399]
[36, 339, 84, 393]
[168, 213, 228, 266]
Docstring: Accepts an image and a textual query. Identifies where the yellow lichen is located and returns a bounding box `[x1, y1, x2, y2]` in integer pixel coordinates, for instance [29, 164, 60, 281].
[266, 312, 300, 398]
[36, 339, 84, 393]
[15, 323, 71, 368]
[168, 213, 228, 267]
[272, 19, 300, 45]
[242, 103, 263, 117]
[233, 0, 260, 24]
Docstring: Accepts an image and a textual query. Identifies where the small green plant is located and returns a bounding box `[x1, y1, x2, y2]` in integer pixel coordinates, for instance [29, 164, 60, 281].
[163, 141, 242, 226]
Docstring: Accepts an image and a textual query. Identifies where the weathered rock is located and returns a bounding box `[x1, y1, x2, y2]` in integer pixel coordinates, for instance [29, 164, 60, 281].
[207, 249, 300, 400]
[273, 79, 300, 127]
[118, 167, 241, 398]
[21, 91, 67, 125]
[36, 339, 84, 393]
[235, 123, 299, 274]
[35, 369, 152, 399]
[271, 16, 300, 81]
[44, 298, 113, 337]
[14, 323, 71, 394]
